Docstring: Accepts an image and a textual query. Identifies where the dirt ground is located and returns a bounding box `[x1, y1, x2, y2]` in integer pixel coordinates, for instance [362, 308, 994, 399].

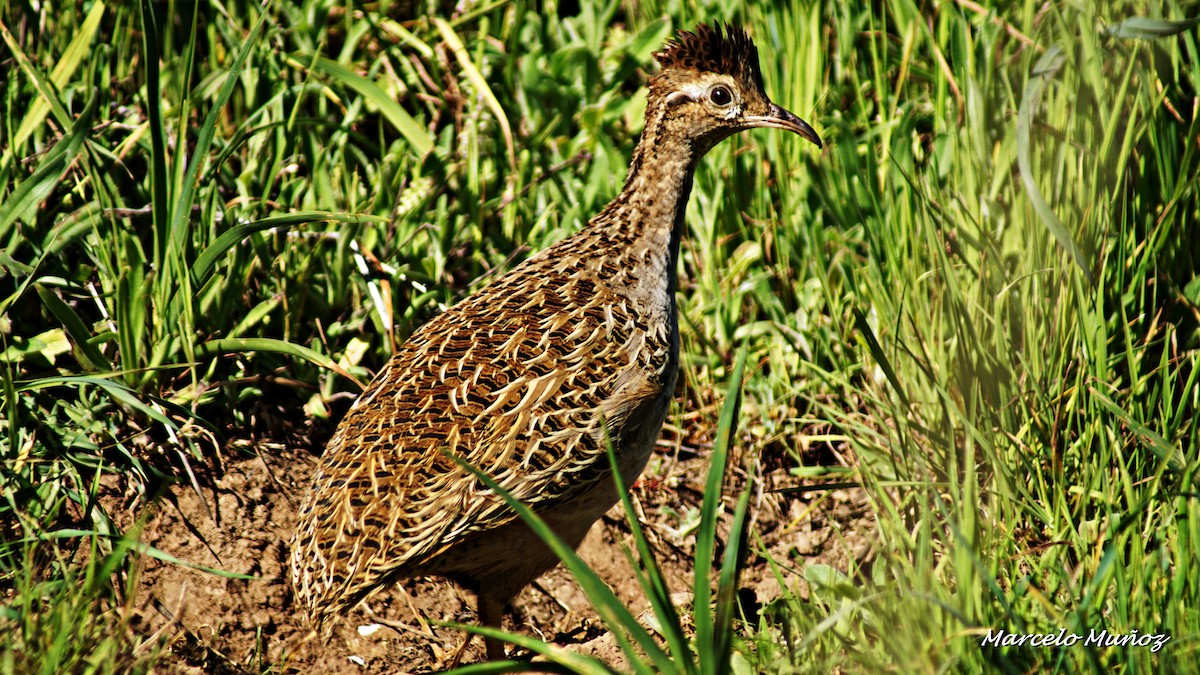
[124, 415, 875, 674]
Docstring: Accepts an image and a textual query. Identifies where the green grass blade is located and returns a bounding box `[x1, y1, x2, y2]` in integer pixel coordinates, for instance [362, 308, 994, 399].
[694, 344, 748, 675]
[157, 4, 272, 369]
[0, 94, 97, 240]
[192, 211, 387, 285]
[27, 529, 255, 580]
[1016, 45, 1094, 283]
[12, 373, 179, 466]
[1104, 16, 1200, 39]
[33, 283, 113, 371]
[713, 484, 752, 667]
[447, 453, 672, 675]
[1, 1, 104, 167]
[0, 16, 74, 135]
[604, 436, 695, 670]
[447, 658, 603, 675]
[13, 375, 217, 439]
[852, 307, 911, 410]
[1092, 387, 1189, 478]
[299, 54, 434, 156]
[138, 0, 170, 273]
[442, 623, 616, 674]
[165, 7, 272, 246]
[194, 338, 364, 389]
[435, 18, 515, 168]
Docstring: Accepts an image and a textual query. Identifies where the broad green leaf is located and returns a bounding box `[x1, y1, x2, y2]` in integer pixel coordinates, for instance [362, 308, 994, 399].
[626, 16, 672, 61]
[0, 329, 70, 364]
[1184, 275, 1200, 308]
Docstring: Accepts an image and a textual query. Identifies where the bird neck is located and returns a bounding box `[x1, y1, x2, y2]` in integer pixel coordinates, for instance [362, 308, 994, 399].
[592, 100, 703, 294]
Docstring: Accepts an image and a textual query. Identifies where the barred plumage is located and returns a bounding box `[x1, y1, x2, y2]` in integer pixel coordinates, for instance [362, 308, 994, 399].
[290, 22, 821, 664]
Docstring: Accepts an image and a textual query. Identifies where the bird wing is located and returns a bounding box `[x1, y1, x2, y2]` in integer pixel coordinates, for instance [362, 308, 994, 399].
[291, 264, 666, 617]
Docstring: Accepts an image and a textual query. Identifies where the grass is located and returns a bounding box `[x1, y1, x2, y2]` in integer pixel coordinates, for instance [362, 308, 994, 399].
[2, 0, 1199, 672]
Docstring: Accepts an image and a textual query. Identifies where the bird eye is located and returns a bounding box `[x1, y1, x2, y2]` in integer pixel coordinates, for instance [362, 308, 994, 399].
[709, 85, 733, 107]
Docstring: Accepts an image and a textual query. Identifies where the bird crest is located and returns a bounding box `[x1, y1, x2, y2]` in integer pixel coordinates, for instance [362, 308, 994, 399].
[653, 23, 765, 92]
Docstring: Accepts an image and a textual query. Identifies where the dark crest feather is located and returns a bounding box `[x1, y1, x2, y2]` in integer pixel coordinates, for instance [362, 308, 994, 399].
[653, 23, 764, 90]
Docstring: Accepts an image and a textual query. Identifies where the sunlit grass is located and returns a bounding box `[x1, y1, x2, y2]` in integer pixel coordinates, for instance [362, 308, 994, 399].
[2, 0, 1198, 672]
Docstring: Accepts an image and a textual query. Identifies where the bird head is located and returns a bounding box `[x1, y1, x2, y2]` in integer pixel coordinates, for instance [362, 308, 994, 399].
[648, 23, 822, 152]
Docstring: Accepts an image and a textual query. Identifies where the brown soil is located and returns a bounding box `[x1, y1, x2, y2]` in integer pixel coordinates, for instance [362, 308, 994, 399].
[126, 424, 875, 674]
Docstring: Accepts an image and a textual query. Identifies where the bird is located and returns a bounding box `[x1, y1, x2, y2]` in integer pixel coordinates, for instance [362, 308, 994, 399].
[290, 22, 822, 664]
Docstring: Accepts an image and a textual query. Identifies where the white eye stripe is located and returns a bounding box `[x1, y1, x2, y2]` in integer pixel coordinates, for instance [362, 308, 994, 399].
[666, 83, 740, 117]
[665, 90, 694, 106]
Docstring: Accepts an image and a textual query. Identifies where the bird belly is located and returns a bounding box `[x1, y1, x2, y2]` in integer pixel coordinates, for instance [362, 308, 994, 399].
[427, 349, 677, 593]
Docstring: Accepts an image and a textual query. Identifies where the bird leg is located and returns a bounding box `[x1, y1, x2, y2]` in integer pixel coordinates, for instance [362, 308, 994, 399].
[478, 592, 509, 661]
[446, 591, 509, 667]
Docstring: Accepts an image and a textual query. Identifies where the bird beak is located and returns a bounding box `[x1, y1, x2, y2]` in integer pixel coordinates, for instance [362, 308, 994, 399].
[745, 103, 823, 149]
